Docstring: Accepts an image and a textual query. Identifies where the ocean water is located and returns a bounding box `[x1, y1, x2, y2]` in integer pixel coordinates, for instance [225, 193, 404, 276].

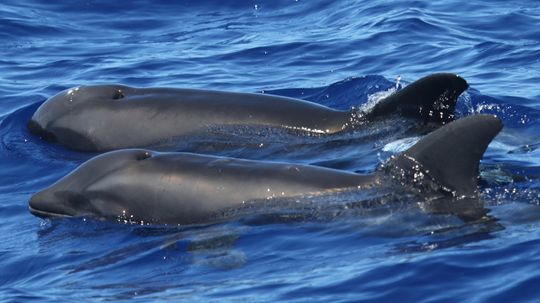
[1, 0, 540, 302]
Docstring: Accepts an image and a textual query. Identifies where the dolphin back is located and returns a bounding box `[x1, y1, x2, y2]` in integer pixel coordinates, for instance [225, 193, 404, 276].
[385, 114, 503, 197]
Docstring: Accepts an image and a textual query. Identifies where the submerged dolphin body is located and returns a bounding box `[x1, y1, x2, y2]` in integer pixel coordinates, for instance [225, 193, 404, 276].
[29, 115, 502, 225]
[28, 73, 467, 151]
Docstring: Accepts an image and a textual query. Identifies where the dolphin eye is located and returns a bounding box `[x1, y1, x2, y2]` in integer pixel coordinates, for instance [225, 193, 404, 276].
[112, 89, 125, 100]
[136, 151, 152, 161]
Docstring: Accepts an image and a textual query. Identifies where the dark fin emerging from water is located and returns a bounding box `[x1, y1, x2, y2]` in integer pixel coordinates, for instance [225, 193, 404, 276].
[386, 114, 503, 197]
[365, 73, 468, 124]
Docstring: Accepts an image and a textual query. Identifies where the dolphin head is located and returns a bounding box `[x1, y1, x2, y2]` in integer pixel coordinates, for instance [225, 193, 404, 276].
[27, 84, 133, 150]
[29, 149, 156, 221]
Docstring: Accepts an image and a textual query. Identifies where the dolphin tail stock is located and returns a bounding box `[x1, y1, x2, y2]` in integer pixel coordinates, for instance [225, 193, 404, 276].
[384, 114, 503, 198]
[363, 73, 469, 124]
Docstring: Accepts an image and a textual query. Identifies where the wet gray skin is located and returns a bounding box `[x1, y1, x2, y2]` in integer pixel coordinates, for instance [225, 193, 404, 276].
[29, 149, 377, 224]
[28, 73, 468, 151]
[29, 115, 502, 225]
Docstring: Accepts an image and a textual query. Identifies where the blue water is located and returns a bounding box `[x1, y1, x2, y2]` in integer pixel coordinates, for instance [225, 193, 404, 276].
[1, 0, 540, 302]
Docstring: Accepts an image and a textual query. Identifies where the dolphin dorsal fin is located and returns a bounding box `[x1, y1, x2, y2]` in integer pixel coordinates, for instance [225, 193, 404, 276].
[366, 73, 468, 124]
[387, 114, 503, 197]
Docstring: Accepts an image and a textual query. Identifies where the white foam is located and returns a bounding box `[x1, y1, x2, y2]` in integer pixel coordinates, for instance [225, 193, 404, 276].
[382, 136, 421, 153]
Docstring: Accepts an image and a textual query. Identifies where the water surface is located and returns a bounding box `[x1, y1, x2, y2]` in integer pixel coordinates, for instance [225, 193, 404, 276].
[1, 1, 539, 302]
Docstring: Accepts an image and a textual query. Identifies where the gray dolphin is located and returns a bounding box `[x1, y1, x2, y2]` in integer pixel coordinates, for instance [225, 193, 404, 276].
[28, 73, 468, 151]
[29, 115, 502, 225]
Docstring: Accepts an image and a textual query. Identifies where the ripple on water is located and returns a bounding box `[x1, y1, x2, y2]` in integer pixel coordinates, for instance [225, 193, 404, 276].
[0, 0, 539, 302]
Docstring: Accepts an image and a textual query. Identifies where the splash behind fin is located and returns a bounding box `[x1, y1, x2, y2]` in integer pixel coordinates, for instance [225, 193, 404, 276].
[366, 73, 468, 123]
[387, 114, 503, 197]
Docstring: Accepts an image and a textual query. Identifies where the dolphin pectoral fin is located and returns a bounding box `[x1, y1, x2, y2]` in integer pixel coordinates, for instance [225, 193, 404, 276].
[385, 114, 503, 197]
[366, 73, 468, 124]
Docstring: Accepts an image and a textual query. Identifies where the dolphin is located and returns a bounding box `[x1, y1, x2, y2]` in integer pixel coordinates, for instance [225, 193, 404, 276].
[27, 73, 468, 152]
[28, 114, 502, 225]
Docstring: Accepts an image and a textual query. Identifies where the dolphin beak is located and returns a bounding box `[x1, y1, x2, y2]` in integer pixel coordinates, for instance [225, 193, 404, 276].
[27, 119, 58, 143]
[28, 189, 70, 218]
